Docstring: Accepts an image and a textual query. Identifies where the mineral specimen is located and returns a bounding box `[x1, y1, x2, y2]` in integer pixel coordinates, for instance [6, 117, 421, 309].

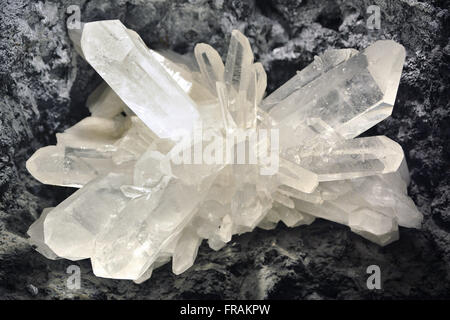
[26, 20, 423, 282]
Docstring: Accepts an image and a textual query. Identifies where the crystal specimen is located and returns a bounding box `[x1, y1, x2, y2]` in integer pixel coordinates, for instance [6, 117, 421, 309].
[26, 20, 422, 282]
[81, 20, 199, 139]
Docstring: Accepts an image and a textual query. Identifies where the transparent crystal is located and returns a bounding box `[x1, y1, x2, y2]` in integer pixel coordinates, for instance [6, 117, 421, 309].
[26, 22, 422, 282]
[265, 41, 406, 139]
[81, 20, 199, 139]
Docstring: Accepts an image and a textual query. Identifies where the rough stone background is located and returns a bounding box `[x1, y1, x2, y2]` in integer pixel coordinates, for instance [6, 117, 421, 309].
[0, 0, 449, 299]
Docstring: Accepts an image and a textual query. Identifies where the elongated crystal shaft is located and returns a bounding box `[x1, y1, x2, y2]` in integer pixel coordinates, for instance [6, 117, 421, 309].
[81, 20, 199, 139]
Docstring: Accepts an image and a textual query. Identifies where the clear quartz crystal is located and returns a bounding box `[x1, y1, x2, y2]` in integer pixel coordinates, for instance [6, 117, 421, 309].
[26, 22, 422, 282]
[81, 20, 199, 139]
[265, 41, 406, 139]
[27, 207, 59, 260]
[172, 227, 203, 275]
[26, 115, 133, 188]
[283, 135, 405, 182]
[194, 43, 225, 93]
[43, 173, 131, 260]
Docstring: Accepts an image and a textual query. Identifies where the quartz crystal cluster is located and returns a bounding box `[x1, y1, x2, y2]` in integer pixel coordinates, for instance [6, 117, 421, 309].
[26, 20, 423, 282]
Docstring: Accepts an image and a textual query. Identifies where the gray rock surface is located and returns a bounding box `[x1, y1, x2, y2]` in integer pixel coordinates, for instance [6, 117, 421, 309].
[0, 0, 449, 299]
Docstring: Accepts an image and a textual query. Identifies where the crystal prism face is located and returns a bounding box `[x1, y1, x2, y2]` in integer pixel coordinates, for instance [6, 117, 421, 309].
[26, 20, 422, 282]
[81, 20, 199, 140]
[264, 41, 406, 139]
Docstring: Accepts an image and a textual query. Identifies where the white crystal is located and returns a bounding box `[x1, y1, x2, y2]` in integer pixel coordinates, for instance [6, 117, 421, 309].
[172, 227, 203, 275]
[43, 173, 131, 260]
[284, 135, 405, 182]
[27, 207, 59, 260]
[265, 41, 406, 139]
[81, 20, 199, 139]
[26, 23, 422, 283]
[26, 116, 133, 188]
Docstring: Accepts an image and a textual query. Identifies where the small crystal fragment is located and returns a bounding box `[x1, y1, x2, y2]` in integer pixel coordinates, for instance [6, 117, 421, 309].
[172, 227, 203, 275]
[27, 207, 59, 260]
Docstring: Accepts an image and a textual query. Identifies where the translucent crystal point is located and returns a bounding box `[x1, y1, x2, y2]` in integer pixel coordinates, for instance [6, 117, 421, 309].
[261, 48, 358, 112]
[224, 30, 254, 94]
[224, 29, 258, 128]
[265, 41, 405, 139]
[277, 157, 319, 193]
[172, 227, 203, 275]
[195, 43, 225, 93]
[26, 116, 132, 188]
[283, 135, 405, 181]
[43, 173, 131, 260]
[349, 208, 399, 246]
[273, 203, 315, 227]
[91, 176, 213, 280]
[81, 20, 199, 139]
[27, 207, 59, 260]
